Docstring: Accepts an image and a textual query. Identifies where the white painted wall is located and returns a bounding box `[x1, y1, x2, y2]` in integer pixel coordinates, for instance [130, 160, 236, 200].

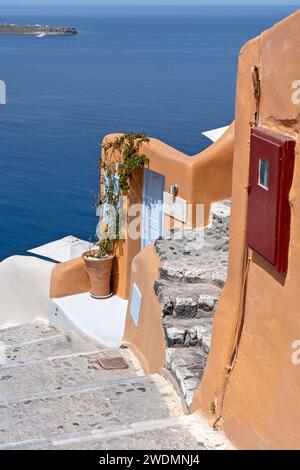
[0, 256, 53, 326]
[50, 293, 128, 348]
[202, 125, 229, 143]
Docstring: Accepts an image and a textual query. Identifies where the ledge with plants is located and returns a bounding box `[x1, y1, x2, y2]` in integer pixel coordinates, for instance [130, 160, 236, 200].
[82, 132, 150, 299]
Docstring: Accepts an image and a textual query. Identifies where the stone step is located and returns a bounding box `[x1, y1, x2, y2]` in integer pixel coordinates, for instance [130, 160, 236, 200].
[210, 199, 231, 232]
[0, 318, 233, 451]
[0, 413, 232, 451]
[166, 347, 209, 409]
[163, 317, 212, 352]
[21, 414, 231, 451]
[0, 320, 59, 346]
[156, 236, 229, 265]
[158, 260, 227, 287]
[155, 202, 230, 289]
[0, 349, 143, 403]
[0, 329, 102, 367]
[152, 201, 231, 410]
[0, 373, 183, 447]
[154, 279, 221, 318]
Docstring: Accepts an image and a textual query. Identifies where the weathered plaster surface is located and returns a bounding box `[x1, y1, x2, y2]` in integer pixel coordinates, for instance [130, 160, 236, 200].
[194, 10, 300, 450]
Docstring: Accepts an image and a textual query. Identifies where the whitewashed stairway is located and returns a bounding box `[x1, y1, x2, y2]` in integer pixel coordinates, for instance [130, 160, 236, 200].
[0, 320, 230, 450]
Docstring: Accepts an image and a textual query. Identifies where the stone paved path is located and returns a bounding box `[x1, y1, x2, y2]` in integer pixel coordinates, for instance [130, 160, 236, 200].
[0, 319, 231, 450]
[154, 200, 231, 408]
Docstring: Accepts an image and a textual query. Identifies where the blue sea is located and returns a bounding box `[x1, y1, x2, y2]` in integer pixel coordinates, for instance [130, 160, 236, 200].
[0, 5, 297, 260]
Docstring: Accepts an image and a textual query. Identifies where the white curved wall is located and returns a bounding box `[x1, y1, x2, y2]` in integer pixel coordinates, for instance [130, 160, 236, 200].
[0, 256, 53, 326]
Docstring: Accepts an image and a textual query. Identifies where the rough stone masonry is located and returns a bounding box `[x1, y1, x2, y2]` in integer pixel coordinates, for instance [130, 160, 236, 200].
[154, 200, 231, 408]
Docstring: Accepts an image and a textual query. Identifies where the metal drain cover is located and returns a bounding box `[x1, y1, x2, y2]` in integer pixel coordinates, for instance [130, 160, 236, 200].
[97, 356, 129, 370]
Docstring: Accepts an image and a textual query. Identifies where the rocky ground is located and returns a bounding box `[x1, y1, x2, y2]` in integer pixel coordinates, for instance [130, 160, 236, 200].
[154, 200, 231, 408]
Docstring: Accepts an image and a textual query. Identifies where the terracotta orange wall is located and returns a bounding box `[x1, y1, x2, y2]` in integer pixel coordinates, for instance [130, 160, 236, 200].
[123, 244, 166, 374]
[144, 122, 234, 226]
[50, 257, 90, 298]
[193, 10, 300, 450]
[104, 123, 234, 226]
[103, 123, 234, 299]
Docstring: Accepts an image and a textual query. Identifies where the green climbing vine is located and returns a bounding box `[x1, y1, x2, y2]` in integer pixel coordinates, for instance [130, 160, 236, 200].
[93, 132, 150, 258]
[99, 132, 150, 200]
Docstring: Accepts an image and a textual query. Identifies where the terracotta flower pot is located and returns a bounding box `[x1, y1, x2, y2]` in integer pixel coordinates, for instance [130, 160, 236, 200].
[82, 250, 115, 299]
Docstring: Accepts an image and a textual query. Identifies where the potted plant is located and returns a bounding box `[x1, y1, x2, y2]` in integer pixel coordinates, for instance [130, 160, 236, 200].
[83, 132, 150, 299]
[82, 234, 116, 299]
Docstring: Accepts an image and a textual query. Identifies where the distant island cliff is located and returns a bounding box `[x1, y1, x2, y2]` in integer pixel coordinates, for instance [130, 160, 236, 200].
[0, 24, 78, 36]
